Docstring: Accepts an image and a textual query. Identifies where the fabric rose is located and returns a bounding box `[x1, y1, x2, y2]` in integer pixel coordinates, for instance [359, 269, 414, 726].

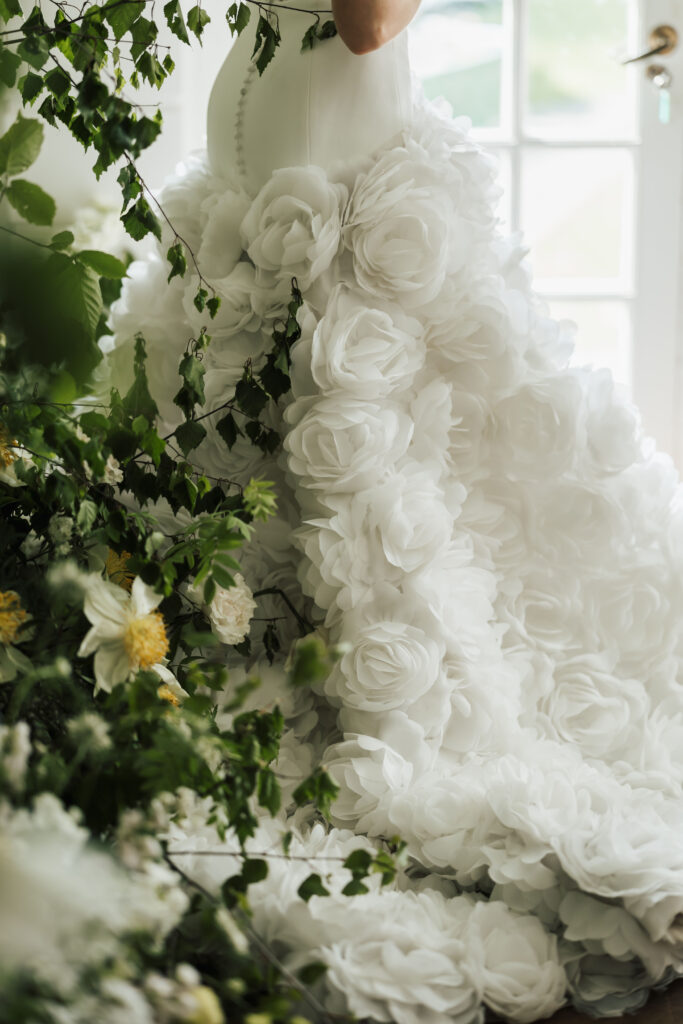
[486, 370, 585, 481]
[324, 618, 443, 712]
[354, 461, 455, 573]
[343, 140, 470, 310]
[196, 188, 251, 279]
[310, 284, 426, 398]
[187, 572, 256, 645]
[323, 735, 413, 833]
[581, 368, 643, 474]
[540, 654, 648, 761]
[320, 889, 484, 1024]
[466, 900, 566, 1023]
[283, 395, 413, 494]
[240, 166, 347, 290]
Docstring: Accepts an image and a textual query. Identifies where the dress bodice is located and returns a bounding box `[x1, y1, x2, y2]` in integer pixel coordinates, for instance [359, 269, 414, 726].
[206, 1, 413, 190]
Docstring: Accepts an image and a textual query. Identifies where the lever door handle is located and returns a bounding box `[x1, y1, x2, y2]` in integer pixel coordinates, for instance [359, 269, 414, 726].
[621, 24, 678, 64]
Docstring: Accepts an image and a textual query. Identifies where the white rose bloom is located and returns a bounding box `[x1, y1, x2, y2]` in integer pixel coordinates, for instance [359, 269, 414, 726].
[581, 368, 644, 474]
[187, 572, 256, 645]
[310, 284, 426, 398]
[527, 480, 631, 569]
[486, 370, 585, 481]
[196, 188, 251, 278]
[466, 899, 566, 1023]
[283, 395, 413, 494]
[540, 654, 649, 761]
[343, 140, 470, 310]
[324, 735, 414, 833]
[320, 889, 484, 1024]
[356, 462, 455, 573]
[324, 618, 443, 712]
[240, 166, 347, 290]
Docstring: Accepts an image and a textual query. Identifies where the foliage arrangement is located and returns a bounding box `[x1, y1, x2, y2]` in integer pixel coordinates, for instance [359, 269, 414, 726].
[0, 3, 404, 1023]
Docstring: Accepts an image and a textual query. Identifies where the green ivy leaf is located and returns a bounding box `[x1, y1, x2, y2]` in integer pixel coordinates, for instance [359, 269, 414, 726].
[216, 411, 239, 450]
[121, 197, 162, 242]
[226, 2, 250, 36]
[18, 71, 44, 104]
[76, 249, 127, 279]
[44, 254, 103, 337]
[103, 0, 145, 40]
[206, 294, 221, 319]
[0, 114, 44, 177]
[187, 4, 211, 41]
[49, 230, 75, 251]
[166, 240, 187, 282]
[164, 0, 189, 43]
[297, 873, 329, 902]
[5, 179, 56, 226]
[174, 418, 206, 456]
[341, 878, 370, 897]
[0, 44, 22, 87]
[0, 0, 21, 23]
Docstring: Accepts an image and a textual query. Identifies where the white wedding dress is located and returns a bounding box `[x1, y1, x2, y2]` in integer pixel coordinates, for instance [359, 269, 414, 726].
[104, 5, 683, 1021]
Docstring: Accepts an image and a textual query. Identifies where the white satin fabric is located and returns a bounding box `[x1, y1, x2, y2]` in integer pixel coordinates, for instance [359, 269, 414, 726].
[206, 1, 413, 190]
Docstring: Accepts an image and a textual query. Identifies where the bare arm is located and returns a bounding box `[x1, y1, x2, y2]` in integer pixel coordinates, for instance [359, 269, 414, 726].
[331, 0, 422, 55]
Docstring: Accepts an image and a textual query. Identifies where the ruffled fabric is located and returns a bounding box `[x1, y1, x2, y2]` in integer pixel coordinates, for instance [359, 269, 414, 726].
[104, 88, 683, 1021]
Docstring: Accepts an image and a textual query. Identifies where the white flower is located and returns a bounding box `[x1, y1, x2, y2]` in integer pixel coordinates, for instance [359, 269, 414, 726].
[67, 712, 112, 752]
[323, 735, 413, 833]
[187, 572, 256, 645]
[324, 617, 443, 712]
[343, 140, 470, 310]
[283, 395, 413, 495]
[103, 454, 124, 485]
[240, 166, 347, 290]
[466, 900, 566, 1023]
[48, 513, 73, 551]
[320, 889, 484, 1024]
[196, 188, 251, 278]
[77, 574, 179, 694]
[486, 370, 585, 481]
[581, 368, 643, 474]
[539, 654, 648, 761]
[309, 284, 426, 398]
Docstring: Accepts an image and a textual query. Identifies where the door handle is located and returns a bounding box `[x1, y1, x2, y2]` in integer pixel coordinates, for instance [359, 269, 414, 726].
[621, 24, 678, 64]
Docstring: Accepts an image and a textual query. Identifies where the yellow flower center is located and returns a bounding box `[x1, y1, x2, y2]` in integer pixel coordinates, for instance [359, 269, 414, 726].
[123, 612, 169, 669]
[105, 548, 134, 592]
[0, 590, 28, 645]
[0, 426, 17, 469]
[157, 682, 180, 707]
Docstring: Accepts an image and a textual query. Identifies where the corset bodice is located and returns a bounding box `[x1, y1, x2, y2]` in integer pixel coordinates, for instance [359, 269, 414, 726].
[206, 3, 413, 190]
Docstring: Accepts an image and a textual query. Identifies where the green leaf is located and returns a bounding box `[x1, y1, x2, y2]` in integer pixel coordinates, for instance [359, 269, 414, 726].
[117, 164, 141, 204]
[226, 2, 250, 36]
[341, 878, 370, 897]
[18, 71, 44, 104]
[252, 14, 280, 75]
[77, 498, 98, 533]
[76, 249, 127, 278]
[0, 44, 21, 87]
[235, 377, 268, 418]
[297, 873, 329, 902]
[211, 562, 236, 590]
[166, 240, 187, 282]
[0, 0, 21, 23]
[216, 412, 239, 450]
[16, 35, 49, 70]
[44, 67, 71, 99]
[343, 849, 373, 875]
[5, 179, 56, 226]
[298, 961, 328, 986]
[0, 114, 44, 176]
[121, 197, 162, 242]
[206, 294, 221, 319]
[164, 0, 189, 43]
[187, 4, 210, 41]
[44, 254, 103, 337]
[174, 418, 206, 455]
[49, 230, 75, 251]
[241, 857, 268, 885]
[103, 0, 145, 40]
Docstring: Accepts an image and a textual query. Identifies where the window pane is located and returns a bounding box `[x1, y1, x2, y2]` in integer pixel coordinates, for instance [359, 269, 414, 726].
[520, 148, 633, 284]
[409, 0, 504, 128]
[550, 300, 632, 392]
[525, 0, 637, 139]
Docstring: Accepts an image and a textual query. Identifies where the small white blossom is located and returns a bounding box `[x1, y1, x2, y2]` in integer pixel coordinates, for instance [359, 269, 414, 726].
[0, 721, 31, 791]
[67, 712, 111, 753]
[187, 573, 256, 646]
[103, 454, 124, 485]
